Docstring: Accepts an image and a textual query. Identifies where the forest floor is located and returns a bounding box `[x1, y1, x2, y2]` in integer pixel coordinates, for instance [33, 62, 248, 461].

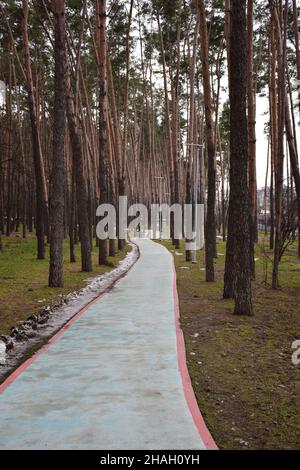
[160, 237, 300, 450]
[0, 235, 130, 337]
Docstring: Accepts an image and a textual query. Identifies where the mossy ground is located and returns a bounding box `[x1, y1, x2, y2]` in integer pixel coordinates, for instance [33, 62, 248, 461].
[160, 236, 300, 450]
[0, 235, 130, 336]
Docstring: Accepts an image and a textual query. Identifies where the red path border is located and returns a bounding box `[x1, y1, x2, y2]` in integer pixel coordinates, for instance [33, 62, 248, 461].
[172, 258, 218, 450]
[0, 240, 218, 450]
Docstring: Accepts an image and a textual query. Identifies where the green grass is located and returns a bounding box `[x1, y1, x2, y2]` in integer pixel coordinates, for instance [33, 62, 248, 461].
[160, 237, 300, 450]
[0, 236, 130, 336]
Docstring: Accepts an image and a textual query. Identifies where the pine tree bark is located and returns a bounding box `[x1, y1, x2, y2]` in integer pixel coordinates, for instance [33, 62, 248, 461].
[5, 59, 12, 237]
[186, 19, 199, 261]
[172, 0, 182, 250]
[269, 21, 277, 250]
[70, 170, 76, 263]
[21, 0, 48, 259]
[65, 60, 92, 272]
[285, 97, 300, 246]
[13, 59, 28, 240]
[97, 0, 109, 264]
[225, 0, 253, 315]
[291, 0, 300, 256]
[156, 9, 174, 242]
[271, 0, 288, 289]
[116, 0, 134, 251]
[247, 0, 257, 278]
[225, 0, 231, 88]
[197, 0, 216, 282]
[49, 0, 66, 287]
[293, 0, 300, 101]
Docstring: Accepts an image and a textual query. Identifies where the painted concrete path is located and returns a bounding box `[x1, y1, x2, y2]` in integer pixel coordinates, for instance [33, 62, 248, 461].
[0, 239, 214, 450]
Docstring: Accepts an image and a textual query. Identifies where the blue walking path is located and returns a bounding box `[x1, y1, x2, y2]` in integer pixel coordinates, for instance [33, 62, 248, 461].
[0, 239, 215, 450]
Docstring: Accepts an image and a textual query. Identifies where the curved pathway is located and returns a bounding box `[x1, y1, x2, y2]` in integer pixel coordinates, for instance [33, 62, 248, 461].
[0, 239, 215, 450]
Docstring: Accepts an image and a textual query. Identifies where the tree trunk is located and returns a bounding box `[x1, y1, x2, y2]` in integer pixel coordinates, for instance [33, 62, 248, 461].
[186, 18, 199, 261]
[107, 55, 123, 251]
[5, 60, 12, 237]
[247, 0, 257, 278]
[271, 0, 288, 289]
[118, 0, 134, 251]
[292, 0, 300, 116]
[65, 59, 92, 272]
[172, 0, 182, 250]
[293, 0, 300, 253]
[224, 0, 231, 88]
[97, 0, 109, 265]
[285, 97, 300, 252]
[70, 170, 76, 263]
[264, 140, 270, 235]
[197, 0, 216, 282]
[225, 0, 253, 315]
[269, 20, 277, 251]
[156, 9, 174, 244]
[49, 0, 66, 288]
[21, 0, 48, 260]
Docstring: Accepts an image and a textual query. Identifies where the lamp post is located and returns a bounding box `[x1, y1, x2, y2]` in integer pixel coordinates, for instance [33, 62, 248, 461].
[0, 81, 5, 108]
[186, 143, 204, 263]
[153, 176, 164, 239]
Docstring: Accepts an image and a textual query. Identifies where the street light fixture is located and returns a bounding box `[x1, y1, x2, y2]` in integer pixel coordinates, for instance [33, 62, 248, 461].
[186, 143, 204, 263]
[153, 176, 165, 240]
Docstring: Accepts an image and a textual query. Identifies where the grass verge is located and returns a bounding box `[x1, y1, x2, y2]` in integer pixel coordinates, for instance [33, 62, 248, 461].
[160, 237, 300, 450]
[0, 235, 130, 336]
